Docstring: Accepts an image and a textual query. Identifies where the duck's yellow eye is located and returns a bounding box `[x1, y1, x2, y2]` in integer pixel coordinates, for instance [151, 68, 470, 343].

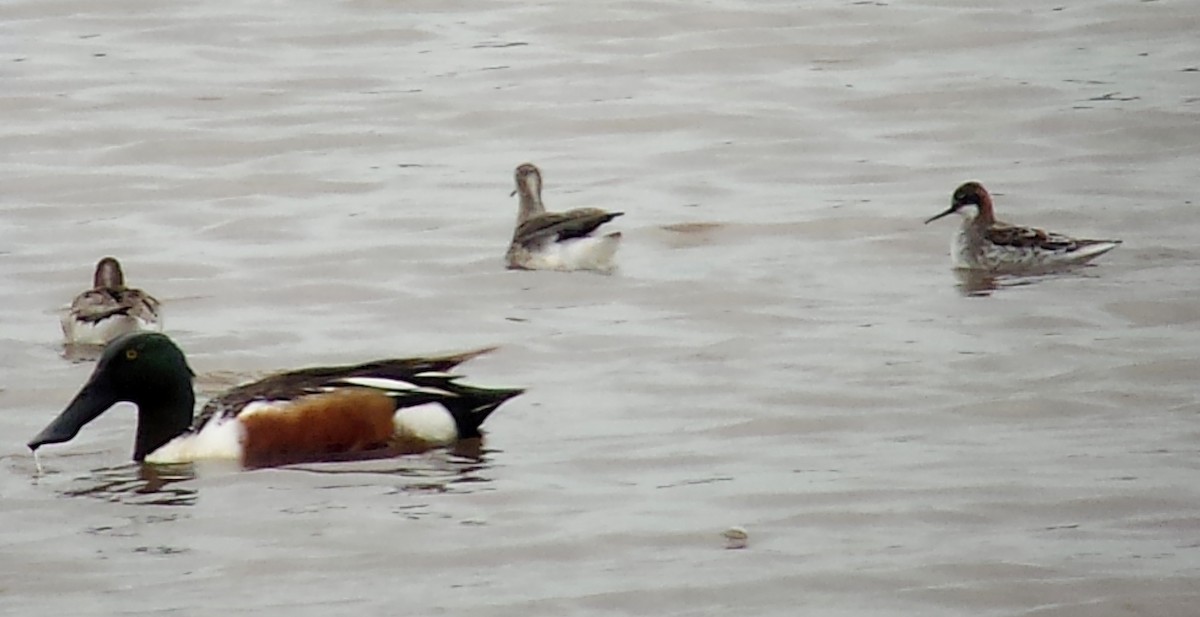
[125, 349, 138, 360]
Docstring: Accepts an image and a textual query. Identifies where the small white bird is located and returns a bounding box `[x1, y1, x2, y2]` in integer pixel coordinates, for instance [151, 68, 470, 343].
[62, 257, 161, 346]
[505, 163, 623, 273]
[925, 181, 1121, 272]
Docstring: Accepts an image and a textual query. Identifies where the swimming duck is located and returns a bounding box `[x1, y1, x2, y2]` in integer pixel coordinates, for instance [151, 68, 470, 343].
[506, 163, 624, 273]
[62, 257, 162, 346]
[925, 182, 1121, 272]
[28, 332, 524, 467]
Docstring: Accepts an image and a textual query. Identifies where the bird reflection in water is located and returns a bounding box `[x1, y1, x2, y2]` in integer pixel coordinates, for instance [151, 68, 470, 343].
[954, 269, 1002, 296]
[953, 267, 1103, 297]
[284, 439, 498, 495]
[60, 343, 105, 364]
[38, 440, 493, 506]
[59, 462, 198, 507]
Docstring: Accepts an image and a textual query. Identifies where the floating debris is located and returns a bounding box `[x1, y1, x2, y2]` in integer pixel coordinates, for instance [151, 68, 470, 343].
[722, 526, 748, 549]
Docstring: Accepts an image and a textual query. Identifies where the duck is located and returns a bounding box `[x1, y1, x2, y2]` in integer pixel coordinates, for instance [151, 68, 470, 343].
[506, 163, 624, 273]
[62, 256, 162, 346]
[28, 332, 525, 467]
[925, 182, 1121, 272]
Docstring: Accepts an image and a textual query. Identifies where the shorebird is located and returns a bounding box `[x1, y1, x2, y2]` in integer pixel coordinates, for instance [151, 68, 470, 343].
[62, 257, 161, 345]
[506, 163, 623, 273]
[925, 182, 1121, 272]
[29, 333, 524, 467]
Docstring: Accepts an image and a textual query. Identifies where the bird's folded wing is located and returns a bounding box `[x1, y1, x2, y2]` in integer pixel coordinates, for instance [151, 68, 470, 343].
[513, 208, 622, 246]
[987, 223, 1076, 251]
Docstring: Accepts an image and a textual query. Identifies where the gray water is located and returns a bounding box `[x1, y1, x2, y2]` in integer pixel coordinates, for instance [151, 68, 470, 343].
[2, 1, 1198, 615]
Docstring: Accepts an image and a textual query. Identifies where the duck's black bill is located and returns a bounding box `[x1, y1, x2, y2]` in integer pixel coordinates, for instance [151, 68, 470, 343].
[28, 375, 118, 452]
[924, 207, 956, 224]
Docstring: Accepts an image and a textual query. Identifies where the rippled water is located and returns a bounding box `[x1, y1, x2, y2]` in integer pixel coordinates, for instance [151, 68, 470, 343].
[2, 1, 1198, 615]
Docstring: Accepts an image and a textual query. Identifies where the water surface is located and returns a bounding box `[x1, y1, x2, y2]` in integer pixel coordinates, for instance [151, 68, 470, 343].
[2, 1, 1198, 615]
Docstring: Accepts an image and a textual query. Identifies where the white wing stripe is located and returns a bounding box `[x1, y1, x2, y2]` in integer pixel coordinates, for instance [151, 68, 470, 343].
[329, 377, 460, 398]
[408, 387, 457, 397]
[334, 377, 420, 391]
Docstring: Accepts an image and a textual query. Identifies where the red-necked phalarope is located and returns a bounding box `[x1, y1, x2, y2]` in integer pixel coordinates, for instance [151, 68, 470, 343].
[506, 163, 623, 273]
[925, 182, 1121, 272]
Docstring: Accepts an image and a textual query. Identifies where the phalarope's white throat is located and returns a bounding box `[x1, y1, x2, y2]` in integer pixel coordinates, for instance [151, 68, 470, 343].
[62, 256, 162, 346]
[925, 182, 1121, 272]
[505, 163, 623, 273]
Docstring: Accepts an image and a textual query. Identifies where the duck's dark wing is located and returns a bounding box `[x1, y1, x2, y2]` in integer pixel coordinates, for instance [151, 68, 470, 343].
[70, 288, 160, 324]
[117, 289, 161, 322]
[513, 208, 623, 247]
[69, 289, 130, 323]
[193, 347, 509, 428]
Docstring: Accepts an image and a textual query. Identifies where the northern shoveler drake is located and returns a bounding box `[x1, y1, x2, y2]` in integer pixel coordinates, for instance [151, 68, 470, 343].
[28, 333, 525, 467]
[62, 257, 162, 346]
[925, 181, 1122, 272]
[506, 163, 624, 273]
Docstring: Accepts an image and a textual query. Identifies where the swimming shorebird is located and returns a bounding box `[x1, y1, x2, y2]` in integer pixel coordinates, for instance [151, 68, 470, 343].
[925, 182, 1121, 272]
[62, 257, 162, 346]
[28, 333, 524, 467]
[506, 163, 623, 273]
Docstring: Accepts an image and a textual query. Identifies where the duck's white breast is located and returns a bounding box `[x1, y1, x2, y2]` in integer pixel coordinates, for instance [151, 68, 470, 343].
[62, 314, 160, 346]
[143, 415, 245, 464]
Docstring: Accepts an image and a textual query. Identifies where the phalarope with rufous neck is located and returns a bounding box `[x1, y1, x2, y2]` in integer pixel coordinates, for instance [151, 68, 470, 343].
[925, 181, 1121, 272]
[505, 163, 623, 273]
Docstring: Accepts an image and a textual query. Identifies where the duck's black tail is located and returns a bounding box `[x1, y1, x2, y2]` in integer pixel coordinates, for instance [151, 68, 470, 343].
[439, 383, 525, 438]
[379, 347, 523, 437]
[321, 346, 523, 438]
